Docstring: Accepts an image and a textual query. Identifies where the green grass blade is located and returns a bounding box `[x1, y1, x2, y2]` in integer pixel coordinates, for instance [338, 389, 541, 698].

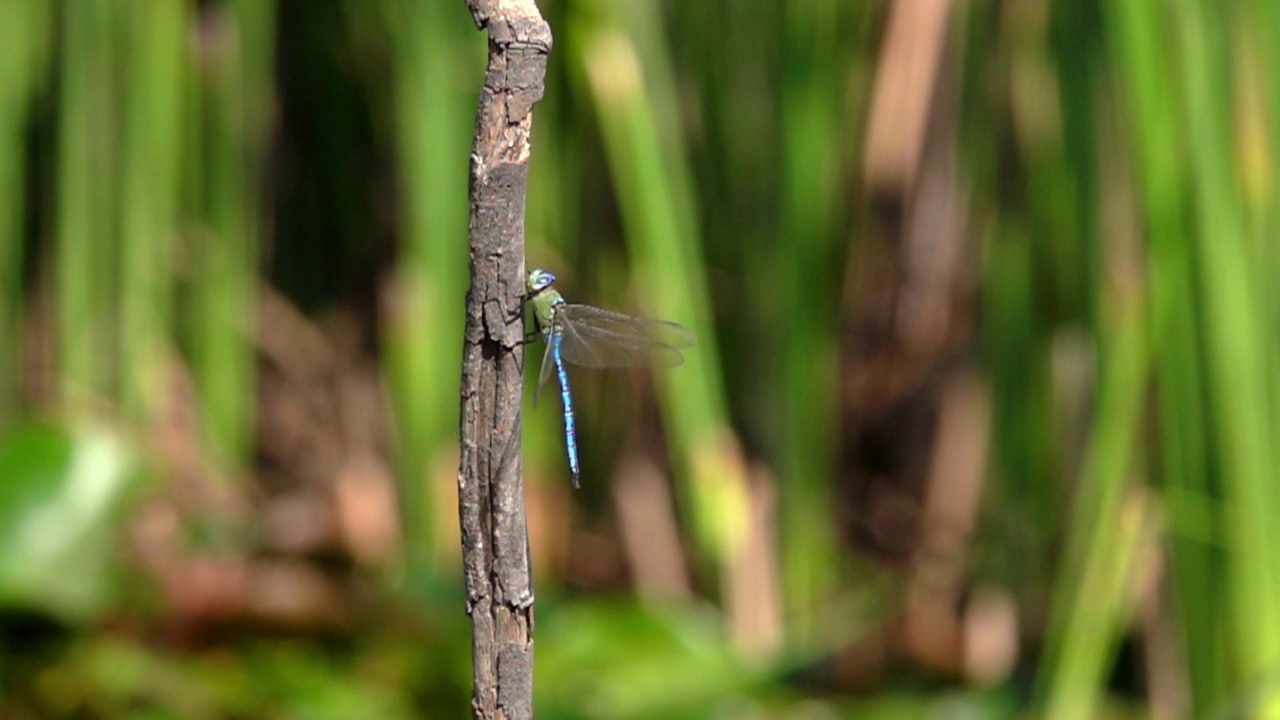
[1172, 0, 1280, 711]
[189, 1, 277, 469]
[0, 1, 49, 426]
[772, 0, 849, 635]
[573, 4, 747, 585]
[119, 0, 188, 420]
[1105, 0, 1221, 711]
[378, 0, 482, 569]
[55, 0, 122, 408]
[1037, 304, 1148, 720]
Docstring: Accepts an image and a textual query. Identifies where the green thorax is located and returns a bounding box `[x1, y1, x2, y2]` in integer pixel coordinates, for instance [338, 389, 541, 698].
[530, 288, 562, 331]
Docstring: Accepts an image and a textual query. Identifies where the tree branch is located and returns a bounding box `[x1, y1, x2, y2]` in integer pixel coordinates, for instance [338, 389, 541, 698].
[457, 1, 550, 718]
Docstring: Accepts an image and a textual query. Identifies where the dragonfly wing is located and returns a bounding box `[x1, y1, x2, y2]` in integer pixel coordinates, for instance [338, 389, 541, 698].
[557, 320, 609, 367]
[559, 317, 675, 368]
[534, 329, 556, 406]
[557, 304, 696, 369]
[560, 305, 696, 348]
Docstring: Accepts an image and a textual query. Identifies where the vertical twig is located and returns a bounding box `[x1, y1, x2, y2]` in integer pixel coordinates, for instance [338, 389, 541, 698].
[458, 1, 550, 718]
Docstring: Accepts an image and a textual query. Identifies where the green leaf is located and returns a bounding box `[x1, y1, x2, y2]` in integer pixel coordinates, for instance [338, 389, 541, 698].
[0, 424, 137, 622]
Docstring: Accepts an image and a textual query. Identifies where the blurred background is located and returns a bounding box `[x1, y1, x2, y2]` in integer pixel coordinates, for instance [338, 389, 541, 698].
[1, 0, 1278, 718]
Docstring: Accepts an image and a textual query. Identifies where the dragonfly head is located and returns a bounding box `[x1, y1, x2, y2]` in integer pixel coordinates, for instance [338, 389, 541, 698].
[528, 268, 557, 295]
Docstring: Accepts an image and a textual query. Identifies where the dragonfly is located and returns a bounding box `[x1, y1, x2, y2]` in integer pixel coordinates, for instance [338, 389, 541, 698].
[526, 268, 696, 487]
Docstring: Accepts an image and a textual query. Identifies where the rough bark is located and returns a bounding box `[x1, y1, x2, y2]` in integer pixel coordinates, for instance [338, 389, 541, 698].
[457, 1, 550, 718]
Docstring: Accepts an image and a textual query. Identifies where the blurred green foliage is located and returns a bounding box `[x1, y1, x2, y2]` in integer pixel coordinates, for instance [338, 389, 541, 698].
[0, 0, 1279, 718]
[0, 425, 137, 622]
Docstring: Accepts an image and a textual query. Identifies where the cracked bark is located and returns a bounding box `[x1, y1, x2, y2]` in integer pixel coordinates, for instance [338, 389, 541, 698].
[457, 1, 550, 718]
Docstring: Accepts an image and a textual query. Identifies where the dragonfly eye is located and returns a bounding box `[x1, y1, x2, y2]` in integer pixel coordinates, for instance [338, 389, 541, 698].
[528, 268, 557, 293]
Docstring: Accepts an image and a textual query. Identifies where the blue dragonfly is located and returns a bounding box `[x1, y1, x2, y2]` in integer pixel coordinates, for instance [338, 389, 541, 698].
[526, 268, 696, 487]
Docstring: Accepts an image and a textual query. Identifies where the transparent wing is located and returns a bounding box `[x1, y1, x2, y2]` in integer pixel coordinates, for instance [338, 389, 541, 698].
[554, 304, 696, 369]
[534, 329, 556, 405]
